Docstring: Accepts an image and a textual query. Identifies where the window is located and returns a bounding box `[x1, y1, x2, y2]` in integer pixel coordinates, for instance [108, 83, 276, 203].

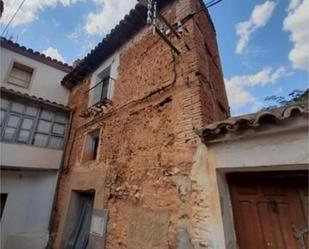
[89, 66, 111, 107]
[0, 97, 68, 149]
[1, 193, 8, 220]
[7, 62, 34, 88]
[82, 130, 100, 162]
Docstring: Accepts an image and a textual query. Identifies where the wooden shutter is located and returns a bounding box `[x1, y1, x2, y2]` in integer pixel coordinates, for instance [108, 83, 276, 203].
[8, 62, 33, 88]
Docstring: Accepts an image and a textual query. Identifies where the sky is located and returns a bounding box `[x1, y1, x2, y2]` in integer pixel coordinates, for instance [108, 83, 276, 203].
[1, 0, 308, 115]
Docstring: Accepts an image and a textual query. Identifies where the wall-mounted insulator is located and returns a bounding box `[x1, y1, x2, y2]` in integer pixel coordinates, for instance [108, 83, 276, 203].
[165, 29, 171, 36]
[176, 21, 184, 35]
[152, 1, 157, 34]
[152, 1, 157, 24]
[147, 0, 153, 25]
[159, 22, 165, 33]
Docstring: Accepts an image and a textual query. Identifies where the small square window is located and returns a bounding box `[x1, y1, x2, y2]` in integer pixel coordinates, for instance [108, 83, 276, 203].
[21, 118, 34, 130]
[37, 120, 52, 133]
[18, 130, 31, 143]
[3, 127, 16, 141]
[54, 113, 67, 123]
[11, 102, 25, 113]
[25, 106, 38, 116]
[49, 136, 64, 149]
[7, 62, 34, 88]
[7, 115, 20, 128]
[32, 133, 48, 147]
[52, 123, 66, 135]
[82, 130, 100, 162]
[40, 110, 53, 120]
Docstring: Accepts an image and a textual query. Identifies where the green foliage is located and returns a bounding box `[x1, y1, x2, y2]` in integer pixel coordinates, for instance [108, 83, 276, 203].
[263, 89, 308, 110]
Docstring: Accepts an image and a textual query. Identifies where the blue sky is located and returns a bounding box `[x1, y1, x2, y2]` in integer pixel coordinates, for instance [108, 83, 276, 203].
[1, 0, 308, 115]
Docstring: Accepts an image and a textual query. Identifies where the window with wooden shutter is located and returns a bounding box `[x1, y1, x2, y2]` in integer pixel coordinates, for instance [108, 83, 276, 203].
[7, 62, 34, 88]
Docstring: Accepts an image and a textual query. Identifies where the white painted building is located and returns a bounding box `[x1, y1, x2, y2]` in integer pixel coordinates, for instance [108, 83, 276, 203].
[195, 104, 308, 249]
[0, 37, 71, 249]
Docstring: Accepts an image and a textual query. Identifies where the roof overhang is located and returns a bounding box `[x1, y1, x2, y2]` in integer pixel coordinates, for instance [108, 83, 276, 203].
[0, 37, 72, 73]
[60, 0, 214, 89]
[199, 103, 309, 143]
[1, 86, 70, 112]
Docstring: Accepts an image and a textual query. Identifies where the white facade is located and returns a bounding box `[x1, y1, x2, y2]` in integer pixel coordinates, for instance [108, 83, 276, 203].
[0, 40, 70, 249]
[0, 45, 70, 105]
[1, 170, 58, 249]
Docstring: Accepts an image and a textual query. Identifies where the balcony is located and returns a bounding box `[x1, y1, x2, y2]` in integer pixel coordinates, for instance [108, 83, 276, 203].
[81, 77, 113, 118]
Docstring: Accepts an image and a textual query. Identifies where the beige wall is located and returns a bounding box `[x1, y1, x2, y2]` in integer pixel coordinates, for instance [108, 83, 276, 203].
[0, 142, 63, 170]
[0, 47, 69, 105]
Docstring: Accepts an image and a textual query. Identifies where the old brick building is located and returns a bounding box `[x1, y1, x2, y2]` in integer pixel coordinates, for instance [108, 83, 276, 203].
[49, 0, 229, 248]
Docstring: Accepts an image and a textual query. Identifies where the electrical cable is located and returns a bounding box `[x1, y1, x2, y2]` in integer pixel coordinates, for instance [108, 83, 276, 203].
[1, 0, 26, 36]
[206, 0, 223, 9]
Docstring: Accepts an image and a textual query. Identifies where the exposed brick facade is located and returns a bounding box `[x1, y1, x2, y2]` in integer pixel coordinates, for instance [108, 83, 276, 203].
[49, 0, 229, 248]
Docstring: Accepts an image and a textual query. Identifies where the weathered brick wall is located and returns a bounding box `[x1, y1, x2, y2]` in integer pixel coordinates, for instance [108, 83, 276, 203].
[50, 0, 229, 248]
[192, 0, 230, 124]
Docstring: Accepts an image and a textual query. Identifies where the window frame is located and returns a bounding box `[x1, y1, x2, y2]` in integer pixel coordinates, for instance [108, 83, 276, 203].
[81, 129, 100, 163]
[0, 97, 68, 150]
[5, 60, 35, 89]
[88, 65, 112, 107]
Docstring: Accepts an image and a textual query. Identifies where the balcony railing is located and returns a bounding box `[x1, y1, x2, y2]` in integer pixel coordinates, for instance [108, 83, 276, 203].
[86, 77, 113, 107]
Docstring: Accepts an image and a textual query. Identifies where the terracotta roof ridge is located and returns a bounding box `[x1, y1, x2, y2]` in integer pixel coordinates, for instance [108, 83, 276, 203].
[0, 37, 73, 72]
[0, 86, 70, 111]
[199, 102, 308, 141]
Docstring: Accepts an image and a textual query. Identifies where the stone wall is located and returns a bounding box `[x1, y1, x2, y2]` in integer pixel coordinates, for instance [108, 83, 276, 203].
[49, 0, 229, 248]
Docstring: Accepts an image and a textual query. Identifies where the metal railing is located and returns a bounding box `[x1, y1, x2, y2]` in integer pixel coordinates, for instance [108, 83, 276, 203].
[86, 77, 113, 107]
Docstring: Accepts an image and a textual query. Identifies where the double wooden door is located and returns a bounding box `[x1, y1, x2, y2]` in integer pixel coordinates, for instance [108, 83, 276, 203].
[228, 172, 308, 249]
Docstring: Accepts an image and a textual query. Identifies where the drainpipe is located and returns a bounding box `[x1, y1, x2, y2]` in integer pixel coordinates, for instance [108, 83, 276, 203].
[46, 108, 75, 249]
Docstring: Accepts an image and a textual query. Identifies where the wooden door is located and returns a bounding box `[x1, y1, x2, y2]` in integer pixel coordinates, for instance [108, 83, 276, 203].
[228, 171, 308, 249]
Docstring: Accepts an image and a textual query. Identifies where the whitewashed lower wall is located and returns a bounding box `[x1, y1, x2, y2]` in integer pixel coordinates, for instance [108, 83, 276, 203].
[1, 170, 58, 249]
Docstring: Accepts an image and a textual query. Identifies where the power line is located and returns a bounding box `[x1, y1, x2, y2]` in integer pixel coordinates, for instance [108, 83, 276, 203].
[206, 0, 223, 9]
[1, 0, 26, 36]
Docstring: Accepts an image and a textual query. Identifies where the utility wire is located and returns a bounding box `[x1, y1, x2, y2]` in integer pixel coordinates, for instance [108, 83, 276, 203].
[206, 0, 223, 9]
[1, 0, 26, 36]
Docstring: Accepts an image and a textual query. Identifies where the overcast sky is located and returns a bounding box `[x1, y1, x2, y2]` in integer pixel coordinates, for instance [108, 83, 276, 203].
[1, 0, 308, 115]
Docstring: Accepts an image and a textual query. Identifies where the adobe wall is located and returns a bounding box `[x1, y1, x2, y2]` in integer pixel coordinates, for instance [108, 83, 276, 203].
[50, 0, 229, 248]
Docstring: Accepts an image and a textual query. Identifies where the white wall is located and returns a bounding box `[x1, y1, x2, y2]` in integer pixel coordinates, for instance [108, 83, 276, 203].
[0, 47, 70, 105]
[209, 128, 309, 170]
[1, 143, 63, 170]
[1, 170, 58, 249]
[89, 51, 120, 106]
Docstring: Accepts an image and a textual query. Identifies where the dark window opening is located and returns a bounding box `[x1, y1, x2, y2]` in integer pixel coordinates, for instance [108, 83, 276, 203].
[1, 193, 8, 220]
[82, 130, 100, 162]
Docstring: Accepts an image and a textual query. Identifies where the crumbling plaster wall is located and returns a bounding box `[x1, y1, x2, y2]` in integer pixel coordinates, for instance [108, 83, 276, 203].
[50, 0, 229, 248]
